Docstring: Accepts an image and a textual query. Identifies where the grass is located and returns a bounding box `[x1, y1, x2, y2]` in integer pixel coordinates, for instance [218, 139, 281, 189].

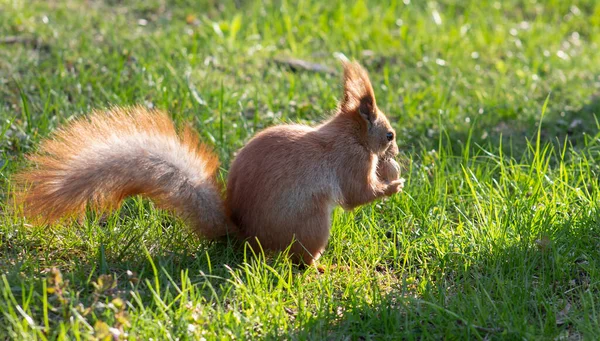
[1, 0, 600, 339]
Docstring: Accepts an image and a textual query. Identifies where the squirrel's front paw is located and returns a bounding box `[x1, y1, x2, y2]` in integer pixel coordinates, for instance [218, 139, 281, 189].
[384, 178, 405, 196]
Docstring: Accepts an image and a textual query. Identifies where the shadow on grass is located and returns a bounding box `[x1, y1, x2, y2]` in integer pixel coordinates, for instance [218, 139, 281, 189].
[398, 91, 600, 161]
[0, 213, 245, 297]
[2, 183, 599, 339]
[274, 208, 600, 340]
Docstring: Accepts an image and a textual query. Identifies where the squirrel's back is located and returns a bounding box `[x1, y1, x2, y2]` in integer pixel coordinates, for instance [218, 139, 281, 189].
[226, 122, 352, 260]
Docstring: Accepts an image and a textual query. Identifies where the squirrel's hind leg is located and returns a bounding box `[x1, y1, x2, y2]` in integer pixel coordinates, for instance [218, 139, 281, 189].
[289, 213, 331, 266]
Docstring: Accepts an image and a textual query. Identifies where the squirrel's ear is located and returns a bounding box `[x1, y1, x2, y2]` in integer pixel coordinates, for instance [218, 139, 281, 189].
[358, 95, 375, 124]
[340, 60, 377, 123]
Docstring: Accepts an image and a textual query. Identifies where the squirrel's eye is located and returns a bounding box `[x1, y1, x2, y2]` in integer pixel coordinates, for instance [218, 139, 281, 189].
[386, 132, 394, 141]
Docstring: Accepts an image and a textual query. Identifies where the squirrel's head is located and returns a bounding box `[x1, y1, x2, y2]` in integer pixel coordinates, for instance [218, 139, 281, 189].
[338, 60, 398, 159]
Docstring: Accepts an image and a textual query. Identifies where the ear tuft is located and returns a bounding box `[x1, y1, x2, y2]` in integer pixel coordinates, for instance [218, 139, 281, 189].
[340, 61, 377, 123]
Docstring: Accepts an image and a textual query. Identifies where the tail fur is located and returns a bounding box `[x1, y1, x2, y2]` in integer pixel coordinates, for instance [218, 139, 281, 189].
[16, 106, 231, 239]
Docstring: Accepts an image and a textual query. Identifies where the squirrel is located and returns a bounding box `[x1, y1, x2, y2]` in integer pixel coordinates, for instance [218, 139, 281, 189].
[15, 61, 404, 265]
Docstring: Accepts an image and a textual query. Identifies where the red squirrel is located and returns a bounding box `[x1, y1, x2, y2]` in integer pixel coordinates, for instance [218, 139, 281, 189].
[16, 61, 403, 265]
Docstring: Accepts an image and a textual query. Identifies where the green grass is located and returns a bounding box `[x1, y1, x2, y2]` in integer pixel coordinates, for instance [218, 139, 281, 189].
[1, 0, 600, 339]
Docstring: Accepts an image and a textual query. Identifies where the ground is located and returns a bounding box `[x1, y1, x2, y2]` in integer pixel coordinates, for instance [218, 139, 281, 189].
[1, 0, 600, 339]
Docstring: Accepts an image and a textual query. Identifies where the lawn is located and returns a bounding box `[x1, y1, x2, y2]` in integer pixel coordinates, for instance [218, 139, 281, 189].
[1, 0, 600, 339]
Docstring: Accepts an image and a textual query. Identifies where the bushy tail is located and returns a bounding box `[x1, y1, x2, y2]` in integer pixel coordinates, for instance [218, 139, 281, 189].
[15, 106, 232, 239]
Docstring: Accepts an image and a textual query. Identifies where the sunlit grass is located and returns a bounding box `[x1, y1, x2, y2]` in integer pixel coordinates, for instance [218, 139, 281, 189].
[1, 0, 600, 339]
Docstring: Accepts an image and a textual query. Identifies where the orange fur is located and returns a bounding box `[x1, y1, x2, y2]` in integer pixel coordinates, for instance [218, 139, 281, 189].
[227, 61, 402, 264]
[16, 106, 231, 238]
[15, 61, 402, 265]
